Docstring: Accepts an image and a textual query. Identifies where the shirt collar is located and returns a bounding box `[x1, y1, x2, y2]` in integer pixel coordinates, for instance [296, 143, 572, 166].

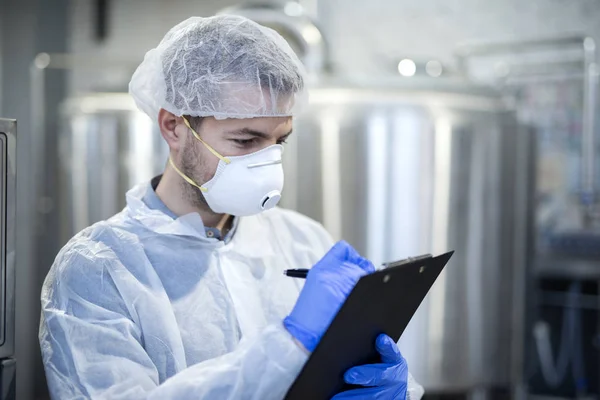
[141, 175, 238, 242]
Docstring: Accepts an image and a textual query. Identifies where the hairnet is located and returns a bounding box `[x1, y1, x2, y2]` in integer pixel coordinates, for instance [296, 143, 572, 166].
[129, 15, 308, 121]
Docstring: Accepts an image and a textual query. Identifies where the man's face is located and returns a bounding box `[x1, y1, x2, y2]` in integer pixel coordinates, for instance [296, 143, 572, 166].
[176, 116, 293, 210]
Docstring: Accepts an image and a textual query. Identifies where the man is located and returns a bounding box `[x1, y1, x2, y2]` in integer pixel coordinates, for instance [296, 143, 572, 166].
[39, 15, 423, 399]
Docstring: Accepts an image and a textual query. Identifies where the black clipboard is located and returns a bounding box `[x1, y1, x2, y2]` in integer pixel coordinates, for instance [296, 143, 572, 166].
[284, 251, 454, 400]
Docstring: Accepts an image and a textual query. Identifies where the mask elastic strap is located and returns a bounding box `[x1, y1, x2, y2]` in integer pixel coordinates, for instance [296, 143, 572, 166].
[182, 117, 231, 164]
[168, 157, 208, 193]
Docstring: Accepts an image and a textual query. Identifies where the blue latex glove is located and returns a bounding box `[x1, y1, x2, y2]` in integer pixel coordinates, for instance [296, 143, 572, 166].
[332, 334, 409, 400]
[284, 241, 375, 352]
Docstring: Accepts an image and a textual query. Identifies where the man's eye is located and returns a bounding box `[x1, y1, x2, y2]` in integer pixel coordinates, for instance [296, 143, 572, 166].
[232, 138, 256, 146]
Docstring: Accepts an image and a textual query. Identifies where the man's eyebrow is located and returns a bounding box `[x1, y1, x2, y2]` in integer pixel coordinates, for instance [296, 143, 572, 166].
[225, 128, 293, 139]
[225, 128, 270, 139]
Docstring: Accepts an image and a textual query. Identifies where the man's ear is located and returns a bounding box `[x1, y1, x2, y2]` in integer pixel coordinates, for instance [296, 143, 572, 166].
[158, 108, 185, 151]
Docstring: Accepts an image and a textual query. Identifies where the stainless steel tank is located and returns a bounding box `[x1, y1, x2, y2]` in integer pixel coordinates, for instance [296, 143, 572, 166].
[281, 78, 533, 394]
[58, 94, 169, 243]
[57, 78, 533, 395]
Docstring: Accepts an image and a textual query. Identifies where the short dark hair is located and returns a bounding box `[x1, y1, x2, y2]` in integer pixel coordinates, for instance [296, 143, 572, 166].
[184, 116, 204, 132]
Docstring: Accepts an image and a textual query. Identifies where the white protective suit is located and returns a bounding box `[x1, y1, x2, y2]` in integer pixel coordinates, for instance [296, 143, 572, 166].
[39, 181, 424, 399]
[40, 180, 330, 399]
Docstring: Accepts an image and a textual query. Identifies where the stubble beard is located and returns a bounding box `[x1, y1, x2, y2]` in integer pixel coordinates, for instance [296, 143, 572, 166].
[180, 139, 215, 214]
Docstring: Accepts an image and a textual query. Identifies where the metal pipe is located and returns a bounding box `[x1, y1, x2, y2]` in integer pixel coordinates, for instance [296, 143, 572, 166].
[30, 57, 46, 226]
[497, 60, 584, 77]
[582, 38, 598, 218]
[455, 35, 598, 213]
[509, 124, 536, 399]
[455, 35, 592, 58]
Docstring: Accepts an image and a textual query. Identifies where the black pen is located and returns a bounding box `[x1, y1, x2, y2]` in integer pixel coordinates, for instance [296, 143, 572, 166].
[283, 268, 309, 278]
[283, 254, 433, 279]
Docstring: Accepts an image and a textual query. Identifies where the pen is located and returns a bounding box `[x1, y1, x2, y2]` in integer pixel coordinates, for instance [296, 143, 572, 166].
[284, 254, 433, 279]
[283, 268, 309, 278]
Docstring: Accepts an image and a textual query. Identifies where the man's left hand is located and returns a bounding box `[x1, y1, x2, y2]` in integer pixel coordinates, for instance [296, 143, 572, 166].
[332, 334, 408, 399]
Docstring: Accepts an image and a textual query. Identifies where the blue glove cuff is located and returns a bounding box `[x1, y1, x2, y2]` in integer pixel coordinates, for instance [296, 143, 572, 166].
[283, 316, 320, 352]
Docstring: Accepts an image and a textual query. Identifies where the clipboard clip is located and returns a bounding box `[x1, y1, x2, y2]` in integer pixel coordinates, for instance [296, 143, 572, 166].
[382, 254, 433, 270]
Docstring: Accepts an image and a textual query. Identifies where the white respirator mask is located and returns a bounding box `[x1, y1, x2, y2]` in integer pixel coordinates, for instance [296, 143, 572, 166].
[169, 117, 284, 216]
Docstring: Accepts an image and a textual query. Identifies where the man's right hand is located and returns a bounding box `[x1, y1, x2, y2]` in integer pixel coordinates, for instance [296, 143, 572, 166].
[283, 241, 375, 352]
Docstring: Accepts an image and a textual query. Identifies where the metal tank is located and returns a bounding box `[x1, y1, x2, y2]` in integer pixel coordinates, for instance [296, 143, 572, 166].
[218, 3, 532, 395]
[57, 77, 533, 395]
[57, 94, 169, 243]
[281, 78, 534, 395]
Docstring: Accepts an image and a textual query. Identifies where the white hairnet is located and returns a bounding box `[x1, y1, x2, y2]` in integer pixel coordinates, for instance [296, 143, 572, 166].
[129, 15, 308, 121]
